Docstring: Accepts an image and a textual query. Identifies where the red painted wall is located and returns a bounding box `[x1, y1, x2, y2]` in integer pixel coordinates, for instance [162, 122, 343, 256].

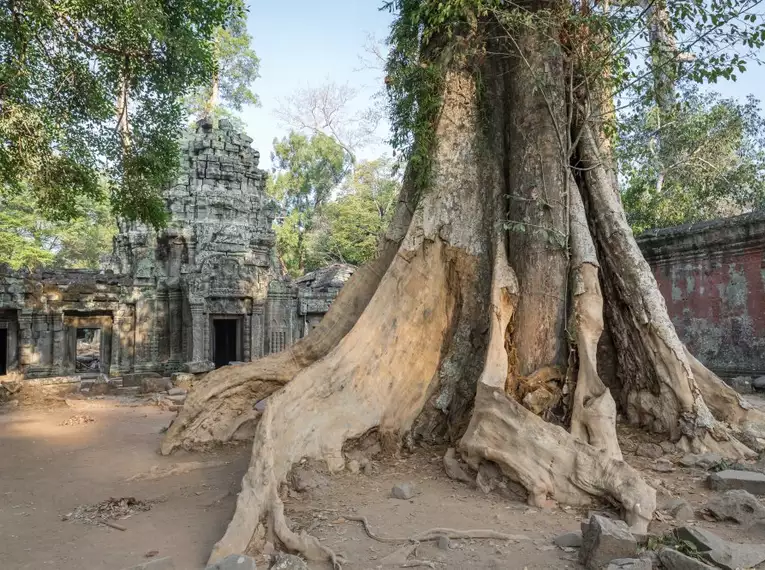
[639, 212, 765, 379]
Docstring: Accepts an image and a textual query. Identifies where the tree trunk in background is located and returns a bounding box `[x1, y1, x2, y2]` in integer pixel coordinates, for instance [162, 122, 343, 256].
[160, 3, 765, 566]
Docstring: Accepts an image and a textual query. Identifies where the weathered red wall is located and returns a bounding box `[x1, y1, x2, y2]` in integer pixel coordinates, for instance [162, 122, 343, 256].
[638, 212, 765, 379]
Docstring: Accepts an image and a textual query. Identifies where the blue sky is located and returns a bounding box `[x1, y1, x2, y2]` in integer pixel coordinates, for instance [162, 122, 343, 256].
[240, 1, 395, 169]
[240, 1, 764, 170]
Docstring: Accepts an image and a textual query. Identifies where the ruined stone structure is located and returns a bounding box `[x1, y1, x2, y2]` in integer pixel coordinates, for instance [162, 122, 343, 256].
[0, 120, 353, 380]
[638, 211, 765, 380]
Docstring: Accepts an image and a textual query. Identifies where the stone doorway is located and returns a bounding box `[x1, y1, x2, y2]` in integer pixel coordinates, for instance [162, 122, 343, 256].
[0, 328, 7, 375]
[76, 328, 101, 373]
[211, 316, 241, 369]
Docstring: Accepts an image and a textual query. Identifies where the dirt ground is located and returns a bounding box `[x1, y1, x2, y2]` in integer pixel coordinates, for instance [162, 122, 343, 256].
[1, 399, 763, 570]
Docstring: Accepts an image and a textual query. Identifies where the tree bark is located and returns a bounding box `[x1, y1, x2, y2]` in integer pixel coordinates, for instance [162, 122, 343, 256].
[161, 5, 764, 567]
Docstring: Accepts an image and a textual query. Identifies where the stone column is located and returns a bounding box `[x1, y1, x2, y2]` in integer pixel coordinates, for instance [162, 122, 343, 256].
[18, 310, 33, 371]
[190, 304, 206, 362]
[251, 304, 264, 360]
[168, 289, 183, 368]
[50, 311, 65, 375]
[242, 310, 251, 362]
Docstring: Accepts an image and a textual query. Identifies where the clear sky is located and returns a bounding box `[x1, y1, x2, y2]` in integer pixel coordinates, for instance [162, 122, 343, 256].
[240, 1, 764, 170]
[240, 1, 395, 170]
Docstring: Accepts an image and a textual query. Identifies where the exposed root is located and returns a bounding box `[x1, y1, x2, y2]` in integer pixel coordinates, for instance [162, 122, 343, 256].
[207, 240, 460, 566]
[459, 242, 655, 532]
[344, 515, 530, 544]
[160, 244, 399, 455]
[569, 182, 622, 460]
[577, 120, 755, 459]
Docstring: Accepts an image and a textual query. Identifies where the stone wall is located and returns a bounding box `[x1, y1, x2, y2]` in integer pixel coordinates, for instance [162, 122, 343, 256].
[0, 119, 351, 381]
[638, 211, 765, 379]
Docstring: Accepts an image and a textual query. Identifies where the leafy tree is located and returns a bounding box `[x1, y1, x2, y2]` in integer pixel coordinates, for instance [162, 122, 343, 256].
[275, 81, 383, 164]
[268, 132, 348, 275]
[620, 85, 765, 233]
[185, 1, 260, 124]
[1, 0, 242, 227]
[309, 158, 399, 267]
[0, 189, 115, 271]
[165, 2, 765, 566]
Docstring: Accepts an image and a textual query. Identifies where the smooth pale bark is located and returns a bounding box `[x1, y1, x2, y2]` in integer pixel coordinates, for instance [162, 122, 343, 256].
[163, 9, 762, 567]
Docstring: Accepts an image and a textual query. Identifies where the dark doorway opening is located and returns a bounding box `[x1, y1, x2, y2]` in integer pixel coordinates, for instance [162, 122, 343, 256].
[76, 328, 101, 373]
[213, 319, 239, 369]
[0, 329, 7, 375]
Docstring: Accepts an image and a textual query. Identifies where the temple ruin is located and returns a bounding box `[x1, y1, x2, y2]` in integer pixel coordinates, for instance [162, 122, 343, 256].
[0, 119, 353, 381]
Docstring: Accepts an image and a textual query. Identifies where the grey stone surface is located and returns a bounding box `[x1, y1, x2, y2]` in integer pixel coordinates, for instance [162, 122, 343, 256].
[579, 514, 637, 569]
[675, 525, 765, 570]
[729, 376, 753, 394]
[665, 498, 695, 521]
[140, 376, 173, 394]
[636, 443, 664, 459]
[391, 482, 416, 500]
[205, 554, 257, 570]
[605, 558, 651, 570]
[167, 387, 186, 396]
[121, 557, 175, 570]
[437, 535, 451, 550]
[182, 361, 215, 374]
[679, 453, 722, 469]
[704, 489, 765, 524]
[553, 531, 583, 548]
[443, 448, 473, 483]
[0, 122, 347, 384]
[270, 553, 308, 570]
[754, 376, 765, 390]
[708, 469, 765, 494]
[658, 548, 714, 569]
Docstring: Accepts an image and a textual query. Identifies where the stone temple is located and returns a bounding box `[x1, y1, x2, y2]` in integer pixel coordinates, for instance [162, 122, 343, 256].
[0, 119, 353, 381]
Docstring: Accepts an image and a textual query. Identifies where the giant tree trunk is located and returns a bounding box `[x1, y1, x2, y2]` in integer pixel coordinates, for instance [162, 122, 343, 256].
[161, 6, 764, 567]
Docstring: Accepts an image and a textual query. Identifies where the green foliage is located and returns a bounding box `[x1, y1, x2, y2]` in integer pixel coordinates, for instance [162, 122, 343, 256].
[0, 188, 116, 271]
[309, 159, 400, 267]
[383, 0, 493, 194]
[185, 1, 260, 120]
[268, 132, 349, 276]
[1, 0, 241, 227]
[620, 84, 765, 233]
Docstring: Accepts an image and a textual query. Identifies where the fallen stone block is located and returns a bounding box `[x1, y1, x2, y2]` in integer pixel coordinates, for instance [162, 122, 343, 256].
[553, 531, 583, 548]
[664, 498, 695, 522]
[183, 360, 215, 374]
[729, 376, 753, 394]
[139, 376, 172, 394]
[754, 376, 765, 391]
[678, 453, 722, 469]
[675, 525, 765, 570]
[658, 548, 714, 569]
[121, 372, 161, 388]
[579, 514, 637, 569]
[636, 443, 663, 459]
[270, 553, 308, 570]
[391, 482, 415, 500]
[443, 447, 473, 483]
[708, 469, 765, 494]
[205, 554, 257, 569]
[121, 557, 175, 570]
[170, 372, 195, 388]
[704, 489, 765, 524]
[605, 558, 651, 570]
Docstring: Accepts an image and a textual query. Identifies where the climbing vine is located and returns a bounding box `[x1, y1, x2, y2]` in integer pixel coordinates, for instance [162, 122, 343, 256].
[383, 0, 501, 196]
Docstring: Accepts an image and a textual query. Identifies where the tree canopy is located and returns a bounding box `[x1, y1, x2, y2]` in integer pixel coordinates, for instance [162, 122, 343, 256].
[620, 84, 765, 233]
[184, 0, 260, 125]
[268, 131, 349, 275]
[0, 188, 115, 271]
[1, 0, 244, 227]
